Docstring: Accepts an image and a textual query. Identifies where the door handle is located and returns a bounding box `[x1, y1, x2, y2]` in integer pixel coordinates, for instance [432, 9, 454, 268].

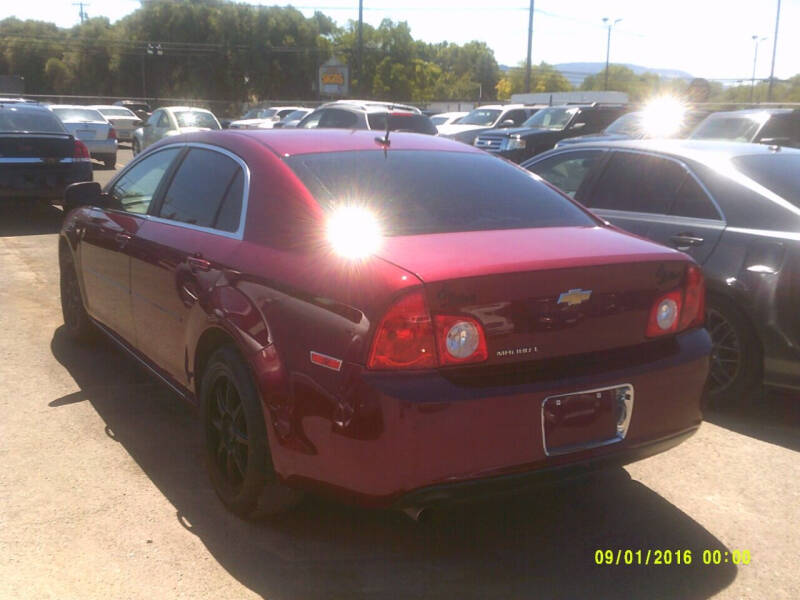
[187, 255, 211, 272]
[115, 232, 132, 246]
[670, 234, 704, 249]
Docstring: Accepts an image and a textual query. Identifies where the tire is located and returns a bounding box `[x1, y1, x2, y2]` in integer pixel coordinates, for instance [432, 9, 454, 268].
[60, 248, 95, 342]
[132, 139, 140, 156]
[704, 295, 761, 410]
[200, 345, 302, 518]
[103, 156, 116, 169]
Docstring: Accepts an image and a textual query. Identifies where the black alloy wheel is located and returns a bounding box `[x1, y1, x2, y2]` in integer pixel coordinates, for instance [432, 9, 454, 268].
[704, 297, 761, 409]
[200, 346, 302, 518]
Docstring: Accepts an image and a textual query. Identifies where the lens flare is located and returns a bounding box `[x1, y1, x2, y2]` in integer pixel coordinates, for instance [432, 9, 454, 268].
[640, 96, 687, 138]
[326, 205, 383, 259]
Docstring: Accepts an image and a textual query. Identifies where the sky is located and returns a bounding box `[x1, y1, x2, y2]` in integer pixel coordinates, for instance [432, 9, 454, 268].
[4, 0, 799, 81]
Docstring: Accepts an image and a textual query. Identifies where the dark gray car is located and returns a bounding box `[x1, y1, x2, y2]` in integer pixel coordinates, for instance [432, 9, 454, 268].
[524, 139, 800, 406]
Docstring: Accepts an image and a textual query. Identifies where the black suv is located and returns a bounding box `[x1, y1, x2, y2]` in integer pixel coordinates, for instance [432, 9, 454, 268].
[473, 103, 627, 163]
[689, 108, 800, 148]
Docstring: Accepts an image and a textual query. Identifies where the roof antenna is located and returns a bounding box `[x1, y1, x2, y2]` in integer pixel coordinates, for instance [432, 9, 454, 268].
[375, 104, 393, 149]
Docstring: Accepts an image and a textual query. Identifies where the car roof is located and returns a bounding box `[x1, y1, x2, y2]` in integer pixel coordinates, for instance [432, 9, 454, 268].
[319, 100, 422, 114]
[160, 106, 214, 113]
[91, 104, 135, 110]
[48, 104, 102, 110]
[704, 108, 796, 118]
[544, 138, 800, 163]
[182, 128, 485, 157]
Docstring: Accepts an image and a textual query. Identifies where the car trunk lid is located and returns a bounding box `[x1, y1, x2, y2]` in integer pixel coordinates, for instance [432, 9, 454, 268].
[0, 133, 74, 159]
[375, 226, 690, 365]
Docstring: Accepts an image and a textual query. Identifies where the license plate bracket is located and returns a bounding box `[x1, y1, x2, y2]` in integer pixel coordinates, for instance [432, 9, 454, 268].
[541, 384, 633, 456]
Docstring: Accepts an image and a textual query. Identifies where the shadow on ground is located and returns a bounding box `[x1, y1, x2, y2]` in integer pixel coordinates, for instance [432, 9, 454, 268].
[0, 201, 63, 237]
[50, 326, 736, 600]
[705, 389, 800, 452]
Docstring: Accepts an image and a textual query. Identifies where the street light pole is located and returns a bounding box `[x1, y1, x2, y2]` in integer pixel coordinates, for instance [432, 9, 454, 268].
[357, 0, 363, 94]
[525, 0, 534, 93]
[602, 17, 622, 91]
[767, 0, 781, 102]
[750, 35, 766, 104]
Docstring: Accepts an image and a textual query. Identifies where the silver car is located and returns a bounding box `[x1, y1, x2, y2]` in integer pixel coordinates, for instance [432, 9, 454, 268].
[49, 105, 118, 168]
[132, 106, 221, 155]
[90, 105, 142, 143]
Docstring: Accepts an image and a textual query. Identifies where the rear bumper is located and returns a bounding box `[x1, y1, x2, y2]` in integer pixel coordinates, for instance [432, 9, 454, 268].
[268, 328, 710, 507]
[83, 139, 117, 157]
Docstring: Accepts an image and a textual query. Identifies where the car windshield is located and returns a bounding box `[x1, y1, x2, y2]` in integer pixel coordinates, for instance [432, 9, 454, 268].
[0, 109, 66, 133]
[285, 150, 595, 236]
[97, 107, 136, 117]
[691, 116, 764, 141]
[242, 108, 276, 119]
[604, 112, 642, 135]
[458, 109, 501, 126]
[51, 107, 105, 122]
[733, 154, 800, 208]
[283, 109, 309, 121]
[174, 111, 220, 129]
[521, 107, 578, 130]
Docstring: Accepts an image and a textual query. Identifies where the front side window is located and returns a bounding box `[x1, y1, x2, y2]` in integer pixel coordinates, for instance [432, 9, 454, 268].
[109, 148, 181, 214]
[299, 110, 325, 129]
[157, 112, 170, 128]
[320, 109, 359, 129]
[527, 150, 605, 198]
[285, 150, 596, 236]
[158, 148, 244, 231]
[459, 109, 502, 127]
[588, 152, 685, 214]
[521, 107, 578, 131]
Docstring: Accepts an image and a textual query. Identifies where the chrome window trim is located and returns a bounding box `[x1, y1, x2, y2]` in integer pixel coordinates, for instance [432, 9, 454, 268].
[541, 383, 634, 457]
[105, 142, 250, 241]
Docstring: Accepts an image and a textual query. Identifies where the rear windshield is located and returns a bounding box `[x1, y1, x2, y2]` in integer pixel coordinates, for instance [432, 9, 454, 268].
[97, 107, 136, 117]
[51, 107, 105, 122]
[174, 111, 220, 129]
[285, 150, 596, 236]
[0, 108, 66, 133]
[367, 113, 437, 135]
[691, 116, 762, 142]
[604, 112, 642, 135]
[733, 153, 800, 207]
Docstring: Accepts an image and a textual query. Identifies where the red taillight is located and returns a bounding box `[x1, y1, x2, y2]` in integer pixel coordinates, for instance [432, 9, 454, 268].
[646, 264, 706, 338]
[367, 291, 437, 370]
[107, 127, 117, 140]
[367, 290, 489, 370]
[73, 140, 90, 161]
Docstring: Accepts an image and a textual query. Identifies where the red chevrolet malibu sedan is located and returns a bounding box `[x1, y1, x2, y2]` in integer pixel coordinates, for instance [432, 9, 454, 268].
[59, 129, 709, 518]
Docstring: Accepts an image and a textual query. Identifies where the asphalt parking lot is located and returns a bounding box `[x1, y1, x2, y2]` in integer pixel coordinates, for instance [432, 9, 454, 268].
[0, 147, 799, 599]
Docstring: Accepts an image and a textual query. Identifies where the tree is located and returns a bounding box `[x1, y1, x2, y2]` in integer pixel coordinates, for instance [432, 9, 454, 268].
[496, 62, 572, 100]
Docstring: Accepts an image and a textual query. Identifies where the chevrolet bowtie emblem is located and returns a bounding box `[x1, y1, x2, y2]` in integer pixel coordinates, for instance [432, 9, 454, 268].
[557, 288, 592, 306]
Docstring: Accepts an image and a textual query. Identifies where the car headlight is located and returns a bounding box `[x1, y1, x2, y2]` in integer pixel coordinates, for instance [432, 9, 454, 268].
[503, 136, 526, 151]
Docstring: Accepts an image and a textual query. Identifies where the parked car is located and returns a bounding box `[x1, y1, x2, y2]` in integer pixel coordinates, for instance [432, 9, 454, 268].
[554, 109, 711, 149]
[59, 129, 708, 518]
[0, 101, 92, 202]
[296, 100, 437, 135]
[690, 108, 800, 148]
[524, 139, 800, 405]
[132, 106, 221, 155]
[90, 105, 142, 143]
[272, 108, 313, 129]
[49, 105, 118, 168]
[228, 106, 302, 129]
[113, 100, 152, 121]
[437, 104, 541, 144]
[429, 111, 468, 131]
[473, 103, 628, 163]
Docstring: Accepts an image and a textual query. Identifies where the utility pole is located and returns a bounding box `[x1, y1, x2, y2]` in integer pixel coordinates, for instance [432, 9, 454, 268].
[767, 0, 781, 102]
[524, 0, 534, 93]
[750, 35, 766, 104]
[357, 0, 364, 94]
[602, 18, 622, 91]
[72, 2, 89, 24]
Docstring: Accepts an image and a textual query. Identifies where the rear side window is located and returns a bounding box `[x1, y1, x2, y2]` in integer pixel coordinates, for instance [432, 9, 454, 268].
[588, 152, 685, 214]
[670, 175, 721, 220]
[527, 150, 604, 198]
[158, 148, 244, 232]
[320, 109, 359, 129]
[367, 113, 437, 135]
[756, 114, 800, 145]
[733, 154, 800, 209]
[285, 150, 596, 236]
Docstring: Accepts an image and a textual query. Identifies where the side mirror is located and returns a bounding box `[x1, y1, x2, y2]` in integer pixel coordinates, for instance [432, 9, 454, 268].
[499, 120, 516, 128]
[759, 137, 791, 146]
[64, 181, 104, 213]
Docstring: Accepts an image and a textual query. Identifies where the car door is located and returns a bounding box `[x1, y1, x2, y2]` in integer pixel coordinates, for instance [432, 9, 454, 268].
[129, 145, 246, 385]
[580, 150, 686, 238]
[79, 146, 182, 345]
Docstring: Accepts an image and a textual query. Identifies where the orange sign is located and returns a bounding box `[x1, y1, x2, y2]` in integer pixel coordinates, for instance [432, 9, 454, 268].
[321, 70, 345, 86]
